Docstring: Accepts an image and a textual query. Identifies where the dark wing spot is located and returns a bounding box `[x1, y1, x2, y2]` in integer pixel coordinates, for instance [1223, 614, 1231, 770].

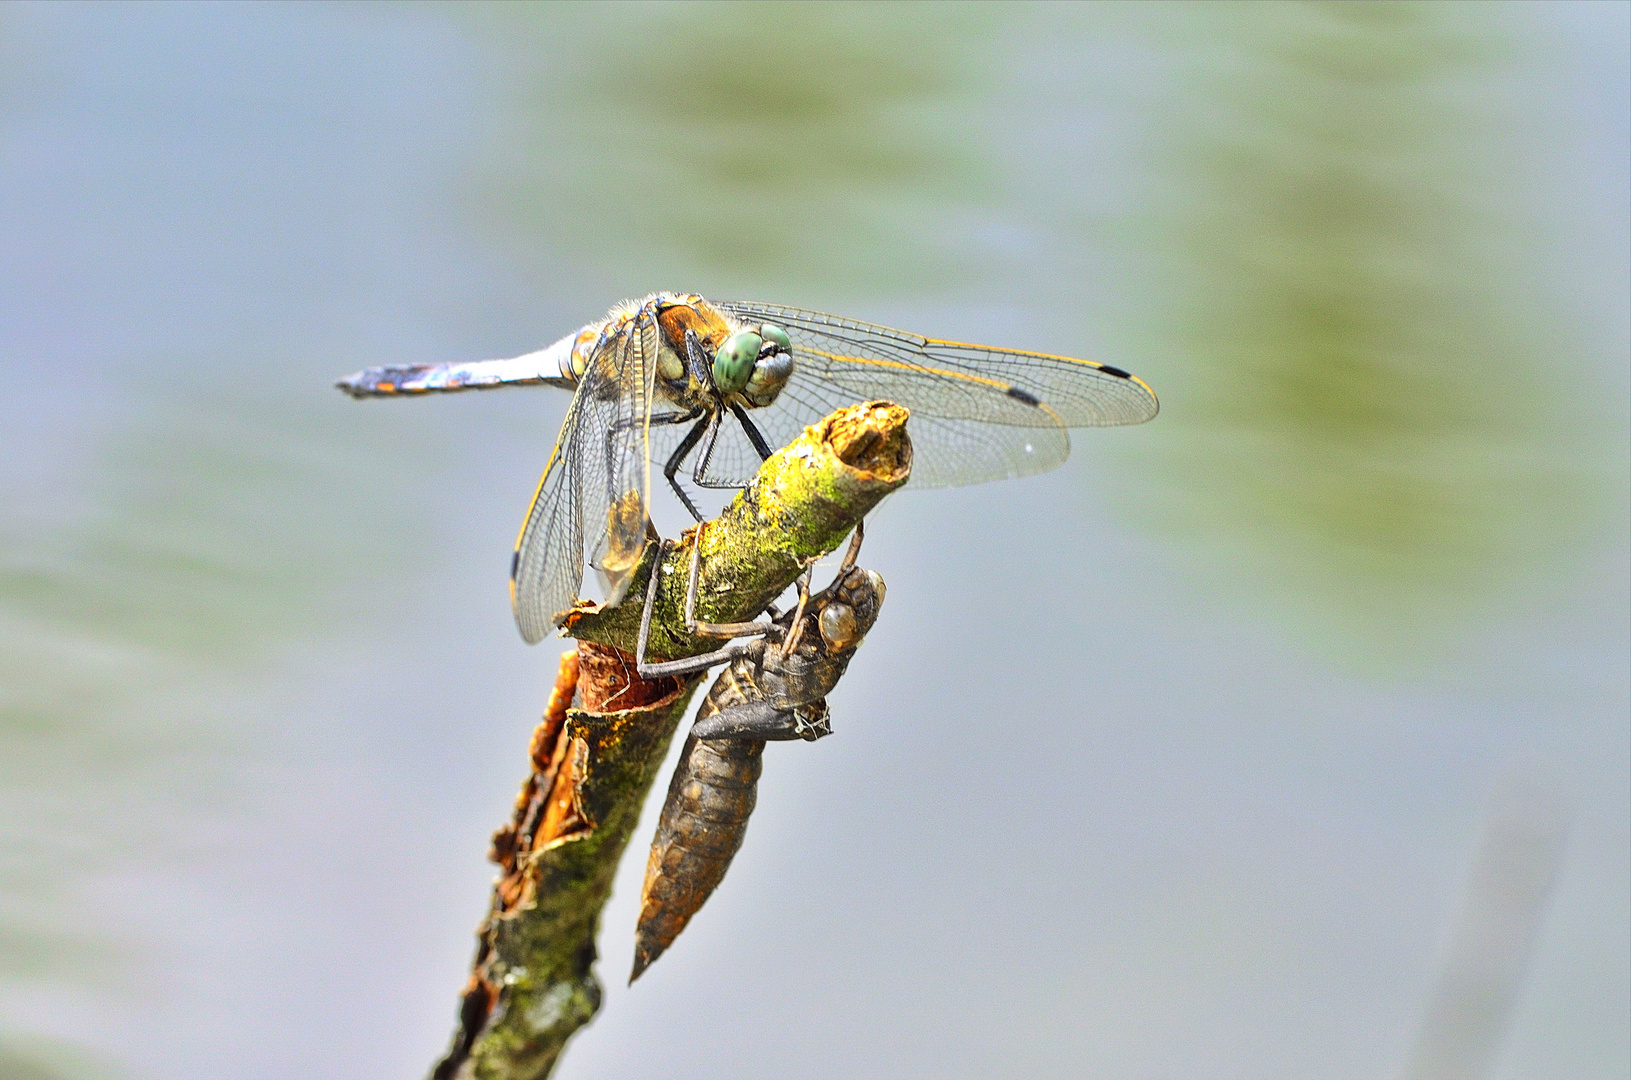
[1097, 364, 1132, 379]
[510, 550, 520, 580]
[1005, 386, 1042, 407]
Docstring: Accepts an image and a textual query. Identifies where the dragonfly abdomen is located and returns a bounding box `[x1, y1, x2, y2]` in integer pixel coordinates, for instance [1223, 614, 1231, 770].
[631, 729, 763, 982]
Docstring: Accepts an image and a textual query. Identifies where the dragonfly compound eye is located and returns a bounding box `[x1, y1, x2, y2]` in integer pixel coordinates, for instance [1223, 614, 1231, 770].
[759, 322, 792, 353]
[863, 569, 885, 609]
[818, 602, 860, 652]
[742, 348, 793, 407]
[712, 330, 761, 395]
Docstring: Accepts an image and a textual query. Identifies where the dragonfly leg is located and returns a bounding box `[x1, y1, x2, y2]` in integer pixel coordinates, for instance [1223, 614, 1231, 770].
[692, 402, 775, 491]
[729, 401, 774, 460]
[689, 410, 726, 491]
[692, 699, 831, 742]
[635, 539, 761, 679]
[837, 518, 864, 575]
[682, 524, 779, 641]
[777, 564, 817, 658]
[807, 519, 866, 608]
[612, 408, 699, 433]
[662, 412, 712, 522]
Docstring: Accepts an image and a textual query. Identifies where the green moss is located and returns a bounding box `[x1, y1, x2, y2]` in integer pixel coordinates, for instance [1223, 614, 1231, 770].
[454, 403, 911, 1078]
[566, 407, 909, 657]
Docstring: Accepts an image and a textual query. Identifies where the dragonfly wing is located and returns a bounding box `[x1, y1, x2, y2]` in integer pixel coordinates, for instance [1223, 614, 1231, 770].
[588, 309, 660, 609]
[510, 393, 589, 644]
[715, 301, 1156, 488]
[511, 308, 659, 640]
[675, 369, 1070, 489]
[335, 341, 576, 398]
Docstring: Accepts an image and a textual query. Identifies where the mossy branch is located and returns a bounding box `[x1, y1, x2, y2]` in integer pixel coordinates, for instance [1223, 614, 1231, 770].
[431, 402, 911, 1080]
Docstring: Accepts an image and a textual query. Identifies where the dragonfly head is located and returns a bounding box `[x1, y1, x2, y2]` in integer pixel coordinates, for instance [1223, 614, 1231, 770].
[715, 323, 794, 407]
[816, 567, 885, 654]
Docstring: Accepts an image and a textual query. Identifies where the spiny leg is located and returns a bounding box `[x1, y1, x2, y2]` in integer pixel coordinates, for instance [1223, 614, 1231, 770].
[683, 523, 779, 640]
[692, 402, 777, 492]
[690, 699, 829, 742]
[778, 564, 817, 659]
[730, 401, 774, 461]
[634, 537, 772, 680]
[779, 516, 869, 656]
[836, 518, 864, 575]
[806, 519, 867, 607]
[661, 411, 712, 523]
[672, 326, 734, 506]
[689, 410, 727, 490]
[782, 519, 867, 656]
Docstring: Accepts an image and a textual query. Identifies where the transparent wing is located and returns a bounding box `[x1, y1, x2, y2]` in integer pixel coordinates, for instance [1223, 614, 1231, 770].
[510, 313, 657, 642]
[661, 374, 1073, 490]
[335, 341, 575, 398]
[711, 301, 1159, 489]
[509, 390, 588, 644]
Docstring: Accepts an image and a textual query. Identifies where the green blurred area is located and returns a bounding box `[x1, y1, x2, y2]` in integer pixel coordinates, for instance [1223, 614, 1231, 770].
[468, 0, 1613, 658]
[0, 1035, 113, 1080]
[0, 372, 434, 1013]
[0, 1046, 71, 1080]
[473, 0, 1000, 297]
[1116, 0, 1608, 651]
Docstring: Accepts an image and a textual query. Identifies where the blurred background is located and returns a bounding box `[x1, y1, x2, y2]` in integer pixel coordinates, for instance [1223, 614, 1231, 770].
[0, 2, 1625, 1078]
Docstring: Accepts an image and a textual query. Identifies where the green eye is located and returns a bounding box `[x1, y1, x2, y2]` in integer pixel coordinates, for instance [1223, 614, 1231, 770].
[713, 330, 761, 394]
[760, 323, 792, 353]
[743, 349, 792, 407]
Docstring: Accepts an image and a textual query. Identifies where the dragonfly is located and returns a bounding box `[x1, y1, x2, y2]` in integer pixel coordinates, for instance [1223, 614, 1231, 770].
[335, 292, 1157, 643]
[628, 527, 886, 981]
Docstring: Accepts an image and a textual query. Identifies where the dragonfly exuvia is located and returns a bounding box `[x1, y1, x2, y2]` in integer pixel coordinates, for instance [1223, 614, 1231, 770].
[627, 527, 887, 982]
[335, 292, 1158, 643]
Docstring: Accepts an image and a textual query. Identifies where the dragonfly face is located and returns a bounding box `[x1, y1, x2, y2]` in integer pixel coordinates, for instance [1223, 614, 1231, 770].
[335, 291, 1156, 643]
[643, 298, 795, 413]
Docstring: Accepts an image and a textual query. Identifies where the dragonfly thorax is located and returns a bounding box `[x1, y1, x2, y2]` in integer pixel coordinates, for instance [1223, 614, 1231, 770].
[649, 298, 795, 412]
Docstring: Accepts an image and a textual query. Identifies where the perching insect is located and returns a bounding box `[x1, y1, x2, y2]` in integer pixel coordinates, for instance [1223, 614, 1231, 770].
[334, 293, 1155, 643]
[629, 525, 884, 981]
